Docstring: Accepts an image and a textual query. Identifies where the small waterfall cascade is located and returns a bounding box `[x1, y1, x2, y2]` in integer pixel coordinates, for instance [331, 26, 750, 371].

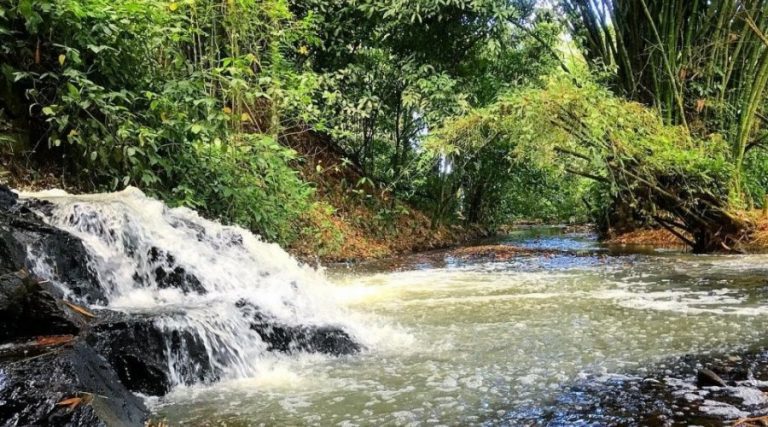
[17, 187, 364, 388]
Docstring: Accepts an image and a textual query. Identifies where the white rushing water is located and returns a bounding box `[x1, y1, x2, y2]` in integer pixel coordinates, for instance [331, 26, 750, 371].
[18, 187, 396, 385]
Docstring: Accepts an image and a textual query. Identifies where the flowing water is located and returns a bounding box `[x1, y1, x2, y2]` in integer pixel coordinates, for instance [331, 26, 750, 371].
[152, 232, 768, 425]
[17, 189, 768, 425]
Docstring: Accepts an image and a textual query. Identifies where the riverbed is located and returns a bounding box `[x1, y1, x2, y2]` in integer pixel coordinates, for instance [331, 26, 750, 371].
[154, 228, 768, 425]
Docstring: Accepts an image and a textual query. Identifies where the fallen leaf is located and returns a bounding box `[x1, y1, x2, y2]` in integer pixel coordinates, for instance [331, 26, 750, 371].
[56, 397, 81, 410]
[63, 301, 96, 318]
[56, 393, 93, 411]
[35, 335, 74, 347]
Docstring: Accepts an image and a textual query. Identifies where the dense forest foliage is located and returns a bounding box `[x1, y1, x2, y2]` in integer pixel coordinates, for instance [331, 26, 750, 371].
[1, 0, 767, 253]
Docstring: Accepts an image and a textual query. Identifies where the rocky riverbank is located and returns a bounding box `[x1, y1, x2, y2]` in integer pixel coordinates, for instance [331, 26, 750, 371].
[503, 346, 768, 426]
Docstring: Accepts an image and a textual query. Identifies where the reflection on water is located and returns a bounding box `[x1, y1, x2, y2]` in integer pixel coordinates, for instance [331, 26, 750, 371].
[155, 228, 768, 425]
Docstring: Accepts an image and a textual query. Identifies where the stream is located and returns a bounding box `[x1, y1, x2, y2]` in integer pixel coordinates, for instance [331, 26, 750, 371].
[5, 186, 768, 425]
[152, 228, 768, 425]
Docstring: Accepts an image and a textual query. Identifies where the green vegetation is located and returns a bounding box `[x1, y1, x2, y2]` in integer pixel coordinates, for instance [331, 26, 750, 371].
[1, 0, 767, 255]
[0, 0, 314, 242]
[435, 74, 744, 250]
[562, 0, 768, 202]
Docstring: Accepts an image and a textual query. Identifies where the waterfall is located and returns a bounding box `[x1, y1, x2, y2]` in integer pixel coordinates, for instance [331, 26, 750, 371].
[17, 186, 364, 388]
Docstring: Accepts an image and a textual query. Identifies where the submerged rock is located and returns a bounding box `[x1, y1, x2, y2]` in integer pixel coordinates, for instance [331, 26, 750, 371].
[502, 348, 768, 426]
[236, 300, 361, 356]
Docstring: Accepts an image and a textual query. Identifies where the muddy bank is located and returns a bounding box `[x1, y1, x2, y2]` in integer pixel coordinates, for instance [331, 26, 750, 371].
[606, 227, 689, 248]
[606, 213, 768, 253]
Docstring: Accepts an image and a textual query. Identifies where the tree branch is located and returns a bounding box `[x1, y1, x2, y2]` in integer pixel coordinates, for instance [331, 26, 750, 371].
[653, 215, 695, 248]
[564, 167, 609, 183]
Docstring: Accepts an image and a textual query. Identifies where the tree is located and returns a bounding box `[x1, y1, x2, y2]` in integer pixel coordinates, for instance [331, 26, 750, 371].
[292, 0, 559, 204]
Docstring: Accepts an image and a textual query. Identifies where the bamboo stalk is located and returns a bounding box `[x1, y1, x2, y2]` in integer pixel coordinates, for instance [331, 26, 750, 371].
[638, 0, 689, 131]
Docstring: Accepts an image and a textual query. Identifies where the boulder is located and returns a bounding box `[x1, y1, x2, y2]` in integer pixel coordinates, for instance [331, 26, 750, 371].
[0, 341, 148, 426]
[86, 314, 218, 396]
[0, 272, 82, 341]
[0, 185, 105, 304]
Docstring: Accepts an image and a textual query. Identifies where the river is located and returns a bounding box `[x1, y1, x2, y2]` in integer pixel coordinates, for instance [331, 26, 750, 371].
[153, 227, 768, 425]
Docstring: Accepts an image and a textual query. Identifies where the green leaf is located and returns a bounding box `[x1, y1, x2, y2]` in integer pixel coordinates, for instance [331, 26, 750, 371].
[66, 83, 79, 98]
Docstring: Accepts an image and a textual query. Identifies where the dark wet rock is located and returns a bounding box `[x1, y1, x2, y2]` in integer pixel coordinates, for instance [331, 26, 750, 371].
[501, 348, 768, 426]
[0, 341, 148, 426]
[86, 313, 218, 396]
[0, 271, 149, 425]
[147, 247, 206, 294]
[19, 197, 56, 216]
[236, 300, 360, 356]
[86, 318, 170, 396]
[16, 225, 105, 304]
[0, 272, 82, 341]
[0, 227, 25, 276]
[0, 184, 17, 210]
[697, 367, 727, 388]
[154, 265, 205, 294]
[0, 186, 105, 304]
